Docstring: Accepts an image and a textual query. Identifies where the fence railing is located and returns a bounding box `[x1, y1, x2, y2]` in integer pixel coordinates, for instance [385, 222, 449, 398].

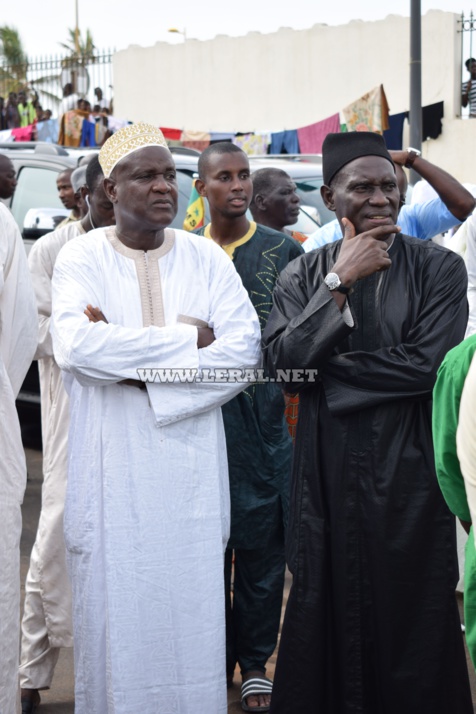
[458, 11, 475, 118]
[0, 49, 114, 118]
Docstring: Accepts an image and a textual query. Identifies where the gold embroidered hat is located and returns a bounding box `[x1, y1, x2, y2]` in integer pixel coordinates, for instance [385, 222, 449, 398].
[99, 122, 169, 178]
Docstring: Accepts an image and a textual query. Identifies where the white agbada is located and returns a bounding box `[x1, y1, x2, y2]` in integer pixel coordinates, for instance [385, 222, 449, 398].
[0, 204, 37, 713]
[19, 222, 85, 689]
[51, 227, 261, 714]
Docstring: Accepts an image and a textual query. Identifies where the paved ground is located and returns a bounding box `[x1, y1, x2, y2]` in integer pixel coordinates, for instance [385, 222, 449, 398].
[20, 445, 476, 712]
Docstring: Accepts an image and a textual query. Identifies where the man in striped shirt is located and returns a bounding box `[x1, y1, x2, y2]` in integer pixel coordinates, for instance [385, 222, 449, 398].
[462, 57, 476, 117]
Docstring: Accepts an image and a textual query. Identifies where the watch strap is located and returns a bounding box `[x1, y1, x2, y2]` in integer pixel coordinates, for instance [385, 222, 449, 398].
[336, 284, 351, 294]
[404, 149, 420, 169]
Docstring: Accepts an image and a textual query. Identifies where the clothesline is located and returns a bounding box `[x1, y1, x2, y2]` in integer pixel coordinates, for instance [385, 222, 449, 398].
[162, 84, 389, 155]
[161, 89, 444, 156]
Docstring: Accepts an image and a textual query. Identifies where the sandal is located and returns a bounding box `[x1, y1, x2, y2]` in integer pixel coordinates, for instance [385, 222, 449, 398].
[241, 676, 273, 712]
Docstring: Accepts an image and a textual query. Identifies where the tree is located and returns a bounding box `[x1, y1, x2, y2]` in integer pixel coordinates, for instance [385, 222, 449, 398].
[59, 28, 95, 63]
[0, 25, 27, 66]
[56, 28, 96, 98]
[0, 25, 28, 95]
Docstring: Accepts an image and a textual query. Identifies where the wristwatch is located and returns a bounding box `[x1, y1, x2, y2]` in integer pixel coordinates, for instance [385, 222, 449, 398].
[324, 272, 350, 294]
[404, 147, 421, 169]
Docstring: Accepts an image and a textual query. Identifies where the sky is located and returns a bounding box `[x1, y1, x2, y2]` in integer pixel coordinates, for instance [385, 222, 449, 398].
[1, 0, 475, 58]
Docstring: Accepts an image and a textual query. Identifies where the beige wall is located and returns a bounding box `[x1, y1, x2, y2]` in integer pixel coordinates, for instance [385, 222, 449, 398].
[113, 10, 475, 182]
[420, 118, 476, 185]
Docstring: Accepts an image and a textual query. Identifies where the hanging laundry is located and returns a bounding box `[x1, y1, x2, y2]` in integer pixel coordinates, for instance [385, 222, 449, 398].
[11, 125, 34, 142]
[383, 111, 408, 150]
[297, 114, 340, 154]
[423, 101, 444, 140]
[160, 127, 182, 141]
[233, 133, 270, 155]
[342, 85, 390, 134]
[181, 130, 211, 151]
[209, 132, 235, 143]
[269, 130, 300, 154]
[338, 110, 348, 134]
[406, 101, 444, 142]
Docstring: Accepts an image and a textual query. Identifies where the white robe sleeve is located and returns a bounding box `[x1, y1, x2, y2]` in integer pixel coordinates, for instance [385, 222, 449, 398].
[0, 205, 38, 397]
[28, 234, 55, 359]
[145, 252, 262, 426]
[456, 355, 476, 535]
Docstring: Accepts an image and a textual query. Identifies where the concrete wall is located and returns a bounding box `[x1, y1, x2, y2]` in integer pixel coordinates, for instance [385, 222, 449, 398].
[113, 10, 476, 183]
[420, 118, 476, 184]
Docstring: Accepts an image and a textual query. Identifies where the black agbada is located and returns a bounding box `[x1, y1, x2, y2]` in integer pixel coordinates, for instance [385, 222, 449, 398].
[262, 234, 472, 714]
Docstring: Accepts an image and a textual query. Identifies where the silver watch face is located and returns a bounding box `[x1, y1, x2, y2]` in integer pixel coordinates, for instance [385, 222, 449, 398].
[324, 272, 341, 291]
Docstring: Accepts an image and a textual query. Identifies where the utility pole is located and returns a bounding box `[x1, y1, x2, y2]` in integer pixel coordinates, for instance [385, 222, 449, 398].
[409, 0, 422, 184]
[75, 0, 80, 54]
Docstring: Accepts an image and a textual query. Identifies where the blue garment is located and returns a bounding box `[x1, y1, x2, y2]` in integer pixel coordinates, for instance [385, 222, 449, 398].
[209, 132, 235, 142]
[303, 197, 462, 252]
[36, 119, 59, 143]
[270, 130, 299, 154]
[383, 112, 408, 150]
[80, 120, 97, 147]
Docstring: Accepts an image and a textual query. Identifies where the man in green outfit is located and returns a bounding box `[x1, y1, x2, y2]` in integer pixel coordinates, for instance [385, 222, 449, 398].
[433, 333, 476, 669]
[17, 91, 36, 127]
[196, 143, 302, 712]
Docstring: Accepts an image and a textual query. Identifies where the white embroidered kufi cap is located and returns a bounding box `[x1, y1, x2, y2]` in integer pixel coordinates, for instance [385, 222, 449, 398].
[99, 122, 169, 178]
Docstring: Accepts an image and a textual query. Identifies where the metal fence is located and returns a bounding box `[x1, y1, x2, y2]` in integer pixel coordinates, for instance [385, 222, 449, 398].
[0, 49, 114, 117]
[458, 11, 475, 118]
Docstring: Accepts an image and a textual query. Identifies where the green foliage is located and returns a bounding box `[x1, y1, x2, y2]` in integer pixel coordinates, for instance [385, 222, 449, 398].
[0, 25, 28, 94]
[59, 28, 96, 64]
[0, 25, 27, 65]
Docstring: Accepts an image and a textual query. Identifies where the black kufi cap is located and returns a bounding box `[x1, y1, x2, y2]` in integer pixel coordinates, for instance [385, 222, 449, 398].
[322, 132, 394, 186]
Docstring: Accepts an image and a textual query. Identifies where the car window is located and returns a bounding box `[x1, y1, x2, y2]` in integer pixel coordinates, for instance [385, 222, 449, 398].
[11, 166, 64, 230]
[294, 178, 335, 226]
[289, 207, 319, 235]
